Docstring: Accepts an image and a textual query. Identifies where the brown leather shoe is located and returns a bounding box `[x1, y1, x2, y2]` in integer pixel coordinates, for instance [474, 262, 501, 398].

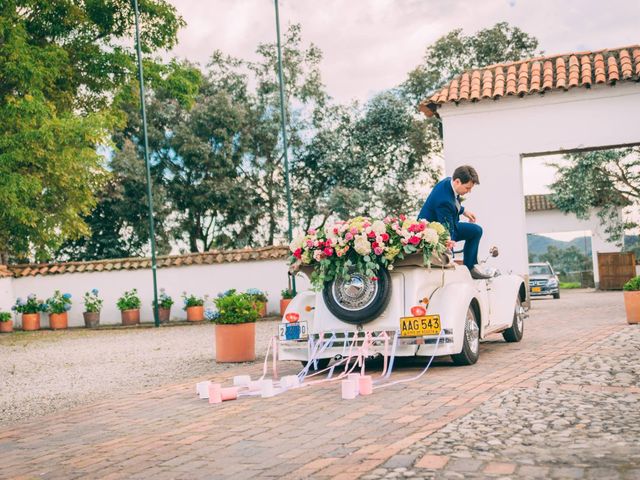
[470, 267, 492, 280]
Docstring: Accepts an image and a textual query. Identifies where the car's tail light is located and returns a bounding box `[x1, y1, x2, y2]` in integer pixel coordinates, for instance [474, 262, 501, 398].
[285, 312, 300, 323]
[410, 305, 427, 317]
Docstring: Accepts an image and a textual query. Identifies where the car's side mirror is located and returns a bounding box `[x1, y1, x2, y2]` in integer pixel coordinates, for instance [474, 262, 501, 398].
[489, 246, 499, 257]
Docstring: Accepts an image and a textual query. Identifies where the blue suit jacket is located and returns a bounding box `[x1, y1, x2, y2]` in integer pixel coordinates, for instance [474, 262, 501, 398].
[417, 177, 464, 241]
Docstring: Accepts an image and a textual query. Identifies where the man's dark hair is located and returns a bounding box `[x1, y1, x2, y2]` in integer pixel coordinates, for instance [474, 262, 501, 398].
[453, 165, 480, 185]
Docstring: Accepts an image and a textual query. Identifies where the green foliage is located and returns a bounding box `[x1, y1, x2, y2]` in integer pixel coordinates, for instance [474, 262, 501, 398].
[182, 293, 205, 309]
[550, 148, 639, 245]
[623, 276, 640, 291]
[0, 312, 12, 322]
[559, 282, 581, 289]
[245, 289, 268, 303]
[157, 289, 174, 309]
[117, 289, 141, 311]
[83, 289, 103, 313]
[212, 292, 259, 325]
[12, 294, 46, 314]
[281, 289, 294, 299]
[46, 291, 73, 314]
[536, 245, 591, 276]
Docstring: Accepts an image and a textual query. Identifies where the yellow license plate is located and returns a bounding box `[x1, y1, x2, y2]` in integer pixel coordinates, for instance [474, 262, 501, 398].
[532, 287, 541, 292]
[400, 315, 441, 337]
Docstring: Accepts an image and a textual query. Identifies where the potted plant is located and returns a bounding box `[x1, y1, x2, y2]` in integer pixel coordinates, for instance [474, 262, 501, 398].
[211, 291, 259, 362]
[83, 289, 103, 328]
[156, 289, 173, 323]
[46, 291, 72, 330]
[0, 312, 13, 333]
[12, 294, 46, 331]
[280, 288, 294, 316]
[117, 289, 141, 326]
[246, 288, 268, 317]
[182, 292, 206, 322]
[623, 276, 640, 324]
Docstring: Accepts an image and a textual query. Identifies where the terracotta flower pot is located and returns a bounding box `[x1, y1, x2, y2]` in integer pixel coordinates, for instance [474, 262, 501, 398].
[121, 309, 140, 326]
[0, 321, 13, 333]
[253, 301, 267, 318]
[83, 311, 100, 328]
[623, 291, 640, 324]
[280, 298, 292, 317]
[186, 305, 204, 322]
[158, 308, 171, 323]
[215, 322, 256, 363]
[49, 312, 68, 330]
[22, 313, 40, 331]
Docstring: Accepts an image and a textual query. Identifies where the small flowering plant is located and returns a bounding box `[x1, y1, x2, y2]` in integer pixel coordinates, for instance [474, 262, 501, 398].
[245, 288, 268, 303]
[281, 288, 294, 299]
[289, 215, 450, 289]
[12, 294, 47, 314]
[157, 289, 174, 309]
[211, 292, 259, 325]
[46, 291, 73, 314]
[182, 292, 206, 309]
[83, 289, 103, 313]
[117, 289, 141, 311]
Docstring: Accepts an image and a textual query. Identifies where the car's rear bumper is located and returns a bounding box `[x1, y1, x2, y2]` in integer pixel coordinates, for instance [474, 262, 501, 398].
[278, 329, 457, 361]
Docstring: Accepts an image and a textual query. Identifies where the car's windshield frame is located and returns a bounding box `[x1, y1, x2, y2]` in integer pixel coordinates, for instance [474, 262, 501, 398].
[529, 265, 553, 276]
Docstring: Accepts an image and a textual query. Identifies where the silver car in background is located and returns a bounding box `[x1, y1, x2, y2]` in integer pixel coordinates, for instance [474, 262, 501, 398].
[528, 262, 560, 299]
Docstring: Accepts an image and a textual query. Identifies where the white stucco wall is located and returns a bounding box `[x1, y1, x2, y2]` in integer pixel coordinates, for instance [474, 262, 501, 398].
[10, 259, 310, 328]
[525, 208, 621, 284]
[438, 82, 640, 276]
[0, 277, 14, 313]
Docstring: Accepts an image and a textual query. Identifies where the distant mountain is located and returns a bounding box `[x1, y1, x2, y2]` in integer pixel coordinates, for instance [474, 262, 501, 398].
[528, 234, 637, 257]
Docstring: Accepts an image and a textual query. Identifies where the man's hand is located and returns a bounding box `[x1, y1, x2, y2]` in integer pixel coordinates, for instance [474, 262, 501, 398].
[445, 240, 456, 251]
[463, 210, 477, 223]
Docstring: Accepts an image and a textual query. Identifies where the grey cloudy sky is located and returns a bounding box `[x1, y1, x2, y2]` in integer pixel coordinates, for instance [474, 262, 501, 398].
[165, 0, 640, 103]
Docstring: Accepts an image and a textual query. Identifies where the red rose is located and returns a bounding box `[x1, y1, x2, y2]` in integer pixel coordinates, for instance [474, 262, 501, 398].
[408, 236, 421, 245]
[293, 248, 302, 259]
[323, 247, 334, 257]
[381, 233, 389, 242]
[372, 242, 379, 249]
[325, 239, 332, 247]
[367, 231, 376, 239]
[399, 214, 406, 221]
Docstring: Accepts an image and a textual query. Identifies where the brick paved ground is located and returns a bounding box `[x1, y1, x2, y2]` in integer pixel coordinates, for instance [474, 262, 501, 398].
[1, 289, 638, 479]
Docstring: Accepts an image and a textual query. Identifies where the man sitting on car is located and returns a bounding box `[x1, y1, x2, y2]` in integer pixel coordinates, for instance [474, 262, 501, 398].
[418, 165, 490, 280]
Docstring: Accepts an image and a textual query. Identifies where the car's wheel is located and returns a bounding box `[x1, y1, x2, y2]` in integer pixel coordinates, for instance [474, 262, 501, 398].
[503, 296, 525, 343]
[322, 268, 392, 324]
[301, 358, 330, 371]
[451, 304, 480, 366]
[553, 292, 560, 299]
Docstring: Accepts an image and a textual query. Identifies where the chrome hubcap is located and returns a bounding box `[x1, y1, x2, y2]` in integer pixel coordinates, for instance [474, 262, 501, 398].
[332, 273, 378, 311]
[465, 308, 479, 353]
[515, 300, 525, 331]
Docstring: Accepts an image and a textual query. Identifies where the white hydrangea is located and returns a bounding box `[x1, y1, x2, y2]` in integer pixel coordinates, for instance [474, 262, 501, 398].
[289, 236, 304, 253]
[354, 235, 372, 255]
[423, 228, 438, 244]
[371, 220, 386, 235]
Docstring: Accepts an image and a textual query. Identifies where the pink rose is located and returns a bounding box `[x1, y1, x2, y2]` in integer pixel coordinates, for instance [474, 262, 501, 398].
[408, 236, 421, 245]
[323, 247, 334, 257]
[306, 240, 313, 247]
[367, 231, 376, 239]
[374, 247, 384, 255]
[345, 232, 354, 241]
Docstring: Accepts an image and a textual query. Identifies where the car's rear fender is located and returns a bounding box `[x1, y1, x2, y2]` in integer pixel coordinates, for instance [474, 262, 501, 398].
[488, 275, 526, 329]
[425, 282, 478, 355]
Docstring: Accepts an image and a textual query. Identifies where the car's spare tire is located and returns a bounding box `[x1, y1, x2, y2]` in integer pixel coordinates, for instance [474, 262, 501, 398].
[322, 268, 392, 324]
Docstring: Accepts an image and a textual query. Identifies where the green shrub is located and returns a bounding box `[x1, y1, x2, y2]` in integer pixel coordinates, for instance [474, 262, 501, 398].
[281, 288, 294, 299]
[46, 290, 73, 314]
[117, 289, 142, 311]
[246, 288, 268, 303]
[12, 294, 46, 314]
[83, 289, 103, 313]
[623, 276, 640, 291]
[211, 292, 259, 325]
[559, 282, 581, 289]
[0, 312, 11, 322]
[157, 289, 174, 309]
[182, 292, 205, 309]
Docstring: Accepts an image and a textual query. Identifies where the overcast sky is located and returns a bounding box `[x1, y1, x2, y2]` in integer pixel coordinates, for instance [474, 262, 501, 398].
[165, 0, 639, 104]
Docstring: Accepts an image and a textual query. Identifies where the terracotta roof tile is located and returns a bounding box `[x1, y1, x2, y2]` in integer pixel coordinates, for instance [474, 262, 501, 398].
[421, 45, 640, 114]
[517, 63, 529, 95]
[580, 55, 592, 86]
[525, 194, 556, 212]
[607, 54, 619, 82]
[5, 246, 290, 278]
[568, 55, 580, 88]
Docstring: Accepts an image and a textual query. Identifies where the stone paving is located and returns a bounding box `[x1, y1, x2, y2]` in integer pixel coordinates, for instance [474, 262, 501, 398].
[0, 289, 638, 479]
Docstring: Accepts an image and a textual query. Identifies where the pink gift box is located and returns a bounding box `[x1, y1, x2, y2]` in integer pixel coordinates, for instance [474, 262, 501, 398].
[208, 383, 222, 404]
[358, 375, 373, 396]
[221, 387, 239, 401]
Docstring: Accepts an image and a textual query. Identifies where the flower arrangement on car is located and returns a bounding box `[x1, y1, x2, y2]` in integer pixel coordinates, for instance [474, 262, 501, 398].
[288, 215, 450, 289]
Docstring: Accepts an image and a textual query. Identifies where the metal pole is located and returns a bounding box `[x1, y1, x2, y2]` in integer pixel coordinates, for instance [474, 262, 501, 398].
[274, 0, 296, 295]
[133, 0, 160, 326]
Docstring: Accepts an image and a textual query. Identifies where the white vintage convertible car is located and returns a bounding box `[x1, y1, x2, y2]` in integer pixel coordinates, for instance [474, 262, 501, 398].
[278, 248, 527, 367]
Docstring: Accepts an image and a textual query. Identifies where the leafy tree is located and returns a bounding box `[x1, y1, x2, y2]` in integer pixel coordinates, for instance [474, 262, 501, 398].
[549, 148, 639, 245]
[537, 245, 592, 276]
